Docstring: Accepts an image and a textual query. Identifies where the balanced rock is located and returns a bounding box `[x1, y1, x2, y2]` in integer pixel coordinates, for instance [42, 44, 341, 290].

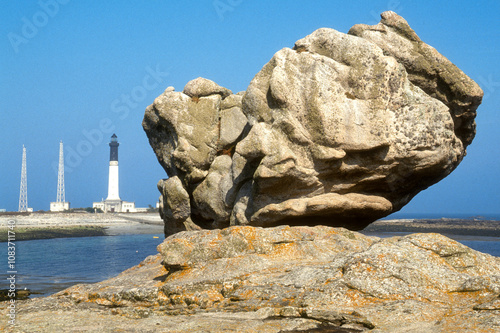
[143, 12, 483, 235]
[8, 226, 499, 332]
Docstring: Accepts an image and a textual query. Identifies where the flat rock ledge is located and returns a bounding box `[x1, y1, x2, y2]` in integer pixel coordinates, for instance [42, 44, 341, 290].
[2, 226, 499, 332]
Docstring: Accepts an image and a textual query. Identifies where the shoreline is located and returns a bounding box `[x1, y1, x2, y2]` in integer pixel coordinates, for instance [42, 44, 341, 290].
[0, 226, 107, 242]
[364, 218, 500, 237]
[0, 212, 164, 242]
[1, 213, 499, 241]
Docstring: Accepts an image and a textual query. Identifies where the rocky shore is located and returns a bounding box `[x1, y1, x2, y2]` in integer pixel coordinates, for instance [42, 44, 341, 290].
[1, 225, 499, 332]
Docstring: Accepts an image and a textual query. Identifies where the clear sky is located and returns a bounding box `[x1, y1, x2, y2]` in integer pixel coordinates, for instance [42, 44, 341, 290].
[1, 1, 499, 216]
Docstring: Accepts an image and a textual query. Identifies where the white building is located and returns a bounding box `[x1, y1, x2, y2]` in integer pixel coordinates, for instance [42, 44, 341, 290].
[50, 202, 70, 212]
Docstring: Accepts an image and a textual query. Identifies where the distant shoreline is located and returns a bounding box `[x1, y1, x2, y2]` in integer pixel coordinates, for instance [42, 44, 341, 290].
[1, 213, 499, 241]
[364, 218, 500, 237]
[0, 212, 164, 242]
[0, 226, 107, 242]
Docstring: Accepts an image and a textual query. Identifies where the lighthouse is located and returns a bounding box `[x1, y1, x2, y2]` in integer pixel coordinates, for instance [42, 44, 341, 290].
[93, 134, 137, 213]
[106, 134, 120, 201]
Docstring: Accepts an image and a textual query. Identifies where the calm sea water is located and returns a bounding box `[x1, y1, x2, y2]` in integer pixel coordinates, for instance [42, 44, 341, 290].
[1, 234, 164, 297]
[1, 231, 499, 298]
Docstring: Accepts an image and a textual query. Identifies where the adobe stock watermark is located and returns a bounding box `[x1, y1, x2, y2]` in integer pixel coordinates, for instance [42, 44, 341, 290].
[110, 65, 170, 120]
[367, 0, 402, 25]
[6, 219, 17, 326]
[213, 0, 243, 21]
[52, 64, 169, 174]
[478, 74, 500, 100]
[7, 0, 71, 54]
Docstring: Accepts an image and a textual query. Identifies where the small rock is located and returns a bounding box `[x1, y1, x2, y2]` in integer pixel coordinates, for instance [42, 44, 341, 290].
[183, 77, 232, 98]
[219, 106, 248, 147]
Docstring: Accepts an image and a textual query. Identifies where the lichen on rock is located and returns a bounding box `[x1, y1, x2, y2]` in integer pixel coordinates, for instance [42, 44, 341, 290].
[143, 11, 483, 236]
[8, 226, 499, 332]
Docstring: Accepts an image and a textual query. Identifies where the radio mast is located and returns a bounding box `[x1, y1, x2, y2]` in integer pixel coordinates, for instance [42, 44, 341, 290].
[18, 145, 28, 212]
[56, 141, 65, 203]
[50, 141, 70, 212]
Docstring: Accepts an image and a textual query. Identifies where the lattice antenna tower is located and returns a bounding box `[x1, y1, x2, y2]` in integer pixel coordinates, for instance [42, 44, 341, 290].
[18, 145, 28, 212]
[56, 141, 65, 203]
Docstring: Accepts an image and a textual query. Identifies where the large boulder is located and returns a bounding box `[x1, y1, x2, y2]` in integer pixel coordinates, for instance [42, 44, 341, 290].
[143, 12, 482, 235]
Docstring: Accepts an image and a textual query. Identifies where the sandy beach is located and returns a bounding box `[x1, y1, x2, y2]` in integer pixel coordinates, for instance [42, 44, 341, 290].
[0, 212, 164, 241]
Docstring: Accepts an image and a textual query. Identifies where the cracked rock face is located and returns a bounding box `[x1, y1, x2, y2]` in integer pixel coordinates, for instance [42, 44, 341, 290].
[143, 12, 483, 236]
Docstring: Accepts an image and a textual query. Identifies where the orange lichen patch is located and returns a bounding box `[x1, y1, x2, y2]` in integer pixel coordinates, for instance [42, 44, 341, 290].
[164, 267, 195, 282]
[206, 232, 224, 249]
[156, 290, 170, 305]
[87, 293, 126, 308]
[364, 265, 375, 273]
[191, 95, 200, 102]
[440, 319, 490, 333]
[224, 225, 258, 239]
[269, 242, 302, 258]
[200, 289, 225, 305]
[436, 295, 500, 332]
[163, 287, 225, 309]
[224, 226, 259, 250]
[349, 260, 384, 275]
[446, 290, 497, 311]
[160, 237, 194, 252]
[169, 294, 185, 305]
[229, 288, 256, 301]
[89, 298, 115, 307]
[342, 288, 389, 308]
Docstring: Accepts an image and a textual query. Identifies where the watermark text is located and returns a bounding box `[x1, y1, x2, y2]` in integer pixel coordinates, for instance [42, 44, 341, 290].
[7, 0, 71, 53]
[213, 0, 243, 21]
[6, 219, 17, 325]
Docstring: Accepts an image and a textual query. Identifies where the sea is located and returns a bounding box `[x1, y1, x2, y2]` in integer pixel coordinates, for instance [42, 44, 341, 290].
[1, 233, 165, 298]
[1, 213, 499, 298]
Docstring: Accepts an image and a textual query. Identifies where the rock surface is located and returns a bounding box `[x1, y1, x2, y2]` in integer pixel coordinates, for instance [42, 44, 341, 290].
[3, 226, 499, 332]
[143, 12, 483, 235]
[348, 11, 483, 147]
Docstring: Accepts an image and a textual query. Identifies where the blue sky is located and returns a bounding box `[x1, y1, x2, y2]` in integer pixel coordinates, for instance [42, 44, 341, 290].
[1, 1, 499, 216]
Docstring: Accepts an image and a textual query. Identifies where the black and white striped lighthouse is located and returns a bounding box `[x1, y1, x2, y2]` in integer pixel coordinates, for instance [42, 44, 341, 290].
[106, 134, 120, 201]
